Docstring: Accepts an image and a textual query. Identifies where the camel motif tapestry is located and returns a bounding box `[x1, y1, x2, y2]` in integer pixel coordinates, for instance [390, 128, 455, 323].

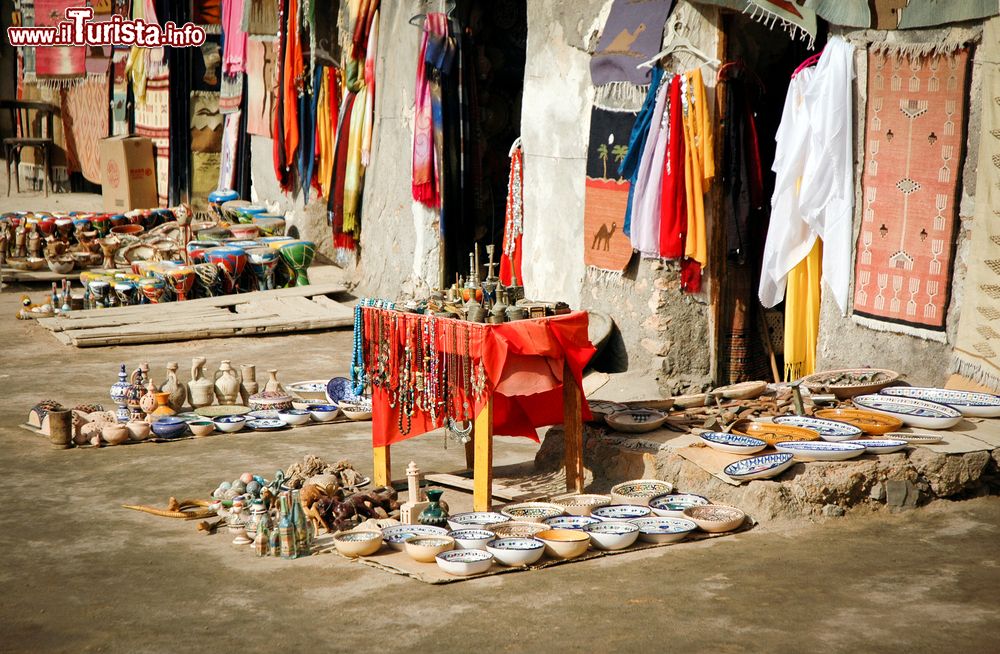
[590, 0, 674, 88]
[584, 107, 637, 275]
[852, 47, 969, 342]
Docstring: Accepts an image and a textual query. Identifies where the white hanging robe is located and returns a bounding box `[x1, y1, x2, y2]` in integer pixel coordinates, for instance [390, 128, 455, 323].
[630, 79, 670, 257]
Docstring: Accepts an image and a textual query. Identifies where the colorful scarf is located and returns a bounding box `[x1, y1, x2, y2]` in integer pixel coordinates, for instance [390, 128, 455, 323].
[299, 65, 322, 202]
[618, 66, 663, 237]
[680, 68, 714, 292]
[222, 0, 248, 75]
[500, 144, 524, 285]
[316, 66, 339, 198]
[361, 10, 379, 167]
[411, 13, 447, 207]
[330, 92, 358, 256]
[281, 0, 302, 188]
[63, 75, 110, 183]
[343, 88, 367, 236]
[658, 74, 686, 260]
[629, 77, 669, 258]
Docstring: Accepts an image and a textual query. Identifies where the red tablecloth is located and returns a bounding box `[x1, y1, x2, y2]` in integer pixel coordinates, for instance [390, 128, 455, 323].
[363, 309, 595, 447]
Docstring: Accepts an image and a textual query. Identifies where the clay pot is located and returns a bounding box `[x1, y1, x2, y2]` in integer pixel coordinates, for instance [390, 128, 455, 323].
[102, 423, 130, 446]
[188, 357, 215, 408]
[149, 393, 176, 419]
[160, 361, 188, 411]
[214, 360, 241, 405]
[239, 364, 258, 404]
[264, 369, 284, 394]
[48, 408, 73, 450]
[126, 420, 151, 441]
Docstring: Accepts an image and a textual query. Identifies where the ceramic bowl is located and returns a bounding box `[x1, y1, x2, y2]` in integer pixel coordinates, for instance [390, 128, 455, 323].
[554, 494, 612, 516]
[488, 521, 550, 539]
[277, 409, 312, 426]
[814, 408, 904, 435]
[880, 387, 1000, 418]
[853, 394, 962, 430]
[285, 379, 331, 400]
[742, 421, 820, 446]
[699, 431, 768, 454]
[150, 416, 188, 438]
[339, 401, 373, 421]
[47, 256, 74, 274]
[542, 515, 601, 530]
[683, 505, 747, 533]
[291, 398, 327, 411]
[247, 418, 286, 432]
[648, 493, 711, 518]
[801, 368, 900, 400]
[842, 439, 908, 455]
[446, 512, 510, 532]
[629, 517, 698, 544]
[435, 549, 494, 576]
[404, 535, 455, 563]
[126, 420, 151, 441]
[325, 377, 357, 404]
[723, 453, 796, 481]
[774, 440, 866, 462]
[213, 415, 247, 433]
[773, 416, 864, 441]
[447, 528, 497, 550]
[500, 502, 565, 523]
[591, 504, 652, 521]
[184, 420, 214, 437]
[584, 520, 641, 551]
[610, 479, 674, 506]
[102, 423, 130, 445]
[309, 404, 340, 422]
[247, 391, 293, 412]
[381, 524, 449, 551]
[486, 537, 545, 567]
[535, 528, 591, 559]
[333, 530, 382, 558]
[606, 409, 668, 433]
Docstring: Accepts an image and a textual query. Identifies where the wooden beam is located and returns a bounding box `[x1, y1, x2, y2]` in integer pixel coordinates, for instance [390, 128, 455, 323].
[464, 437, 475, 470]
[472, 399, 494, 512]
[373, 445, 391, 487]
[563, 359, 584, 494]
[424, 473, 538, 502]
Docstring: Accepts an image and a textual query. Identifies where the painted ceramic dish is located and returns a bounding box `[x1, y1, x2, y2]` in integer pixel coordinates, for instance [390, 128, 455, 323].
[742, 421, 820, 446]
[213, 415, 247, 433]
[333, 530, 382, 558]
[800, 368, 900, 399]
[292, 398, 328, 411]
[555, 494, 612, 516]
[500, 502, 565, 523]
[248, 391, 294, 412]
[605, 409, 668, 434]
[535, 528, 591, 559]
[628, 517, 698, 543]
[583, 521, 640, 551]
[186, 420, 215, 437]
[404, 535, 455, 563]
[447, 529, 497, 551]
[308, 404, 340, 422]
[610, 479, 674, 506]
[852, 394, 962, 430]
[489, 521, 549, 539]
[286, 380, 331, 400]
[150, 416, 187, 439]
[325, 377, 358, 404]
[587, 400, 627, 423]
[648, 493, 710, 517]
[381, 524, 449, 551]
[883, 432, 943, 444]
[774, 440, 866, 462]
[591, 504, 652, 521]
[435, 549, 494, 576]
[173, 412, 203, 422]
[723, 453, 795, 481]
[682, 505, 746, 533]
[340, 401, 373, 421]
[247, 418, 287, 432]
[699, 431, 767, 454]
[542, 515, 601, 530]
[814, 408, 904, 435]
[446, 512, 510, 532]
[773, 416, 863, 441]
[879, 387, 1000, 418]
[277, 408, 312, 426]
[486, 537, 545, 567]
[195, 405, 251, 418]
[842, 439, 908, 454]
[248, 410, 280, 420]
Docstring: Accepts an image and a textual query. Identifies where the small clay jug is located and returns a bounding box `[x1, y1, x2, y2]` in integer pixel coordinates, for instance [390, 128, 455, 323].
[160, 362, 188, 411]
[149, 392, 176, 419]
[188, 357, 215, 408]
[264, 369, 285, 394]
[418, 489, 450, 527]
[240, 364, 258, 404]
[214, 360, 241, 405]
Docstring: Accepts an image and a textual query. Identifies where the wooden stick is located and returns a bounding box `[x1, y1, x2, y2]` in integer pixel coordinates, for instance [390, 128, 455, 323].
[373, 445, 391, 487]
[473, 398, 494, 512]
[563, 359, 584, 494]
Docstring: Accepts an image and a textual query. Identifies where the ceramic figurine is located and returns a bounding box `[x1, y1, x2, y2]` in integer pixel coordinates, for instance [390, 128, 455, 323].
[27, 227, 42, 259]
[418, 489, 449, 527]
[132, 365, 157, 416]
[160, 362, 187, 411]
[400, 461, 429, 524]
[239, 364, 258, 404]
[14, 221, 27, 258]
[214, 360, 241, 405]
[187, 357, 215, 408]
[264, 369, 285, 394]
[99, 236, 120, 270]
[110, 364, 133, 423]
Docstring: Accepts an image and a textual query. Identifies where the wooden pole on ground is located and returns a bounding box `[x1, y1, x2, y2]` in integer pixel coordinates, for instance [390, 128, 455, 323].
[472, 398, 494, 512]
[563, 359, 584, 493]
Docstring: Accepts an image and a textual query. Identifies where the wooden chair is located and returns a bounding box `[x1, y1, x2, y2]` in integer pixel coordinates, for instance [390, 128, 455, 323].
[0, 100, 58, 197]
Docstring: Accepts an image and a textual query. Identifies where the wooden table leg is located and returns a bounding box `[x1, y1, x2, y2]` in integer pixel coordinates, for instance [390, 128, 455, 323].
[472, 397, 494, 512]
[373, 445, 391, 487]
[563, 360, 584, 494]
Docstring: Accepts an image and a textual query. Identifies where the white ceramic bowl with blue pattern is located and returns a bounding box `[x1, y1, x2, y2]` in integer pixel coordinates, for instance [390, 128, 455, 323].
[542, 515, 601, 530]
[648, 493, 710, 517]
[486, 537, 545, 567]
[381, 524, 448, 551]
[699, 431, 767, 454]
[775, 440, 866, 462]
[447, 529, 497, 550]
[583, 521, 640, 550]
[591, 504, 652, 521]
[724, 453, 795, 481]
[213, 415, 247, 433]
[435, 549, 494, 576]
[446, 512, 510, 532]
[842, 439, 908, 454]
[853, 394, 962, 430]
[880, 387, 1000, 418]
[628, 517, 698, 543]
[773, 416, 863, 441]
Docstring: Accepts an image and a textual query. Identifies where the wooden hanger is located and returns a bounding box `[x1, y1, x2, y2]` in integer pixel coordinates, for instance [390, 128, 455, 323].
[409, 0, 456, 27]
[637, 18, 720, 70]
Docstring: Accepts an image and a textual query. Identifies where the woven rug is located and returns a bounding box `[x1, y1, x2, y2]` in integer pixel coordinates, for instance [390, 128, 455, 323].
[134, 73, 171, 207]
[246, 38, 276, 137]
[191, 91, 223, 216]
[35, 0, 85, 81]
[584, 107, 636, 278]
[64, 75, 109, 183]
[852, 47, 970, 342]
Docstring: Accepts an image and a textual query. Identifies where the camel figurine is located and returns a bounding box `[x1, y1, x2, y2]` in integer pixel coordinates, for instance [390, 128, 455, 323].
[592, 222, 617, 251]
[602, 23, 646, 56]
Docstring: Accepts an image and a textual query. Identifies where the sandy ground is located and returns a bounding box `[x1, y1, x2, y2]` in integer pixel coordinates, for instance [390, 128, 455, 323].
[1, 188, 1000, 652]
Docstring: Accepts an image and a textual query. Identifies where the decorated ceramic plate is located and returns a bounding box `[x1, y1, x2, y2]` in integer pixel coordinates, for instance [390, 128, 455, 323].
[195, 405, 251, 418]
[500, 502, 565, 523]
[610, 479, 673, 505]
[775, 440, 866, 462]
[743, 422, 820, 446]
[773, 416, 863, 441]
[173, 412, 203, 422]
[853, 394, 962, 430]
[879, 387, 1000, 418]
[842, 439, 908, 454]
[813, 408, 903, 435]
[628, 517, 698, 544]
[381, 524, 448, 550]
[883, 432, 944, 444]
[606, 409, 668, 434]
[699, 431, 767, 454]
[286, 380, 331, 398]
[542, 515, 601, 530]
[326, 377, 358, 404]
[800, 368, 900, 399]
[248, 410, 281, 420]
[648, 493, 710, 517]
[591, 504, 652, 521]
[723, 453, 795, 481]
[446, 512, 511, 532]
[247, 418, 287, 431]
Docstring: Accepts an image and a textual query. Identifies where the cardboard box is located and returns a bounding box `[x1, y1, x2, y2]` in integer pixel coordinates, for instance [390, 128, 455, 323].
[99, 136, 158, 212]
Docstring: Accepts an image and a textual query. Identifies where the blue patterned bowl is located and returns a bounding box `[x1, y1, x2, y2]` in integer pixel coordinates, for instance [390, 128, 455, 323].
[610, 479, 673, 506]
[325, 376, 358, 404]
[591, 504, 652, 521]
[629, 517, 698, 543]
[447, 529, 497, 550]
[853, 394, 962, 430]
[381, 524, 448, 551]
[584, 520, 640, 550]
[500, 502, 565, 523]
[486, 537, 545, 567]
[436, 549, 494, 576]
[542, 515, 601, 530]
[648, 493, 711, 517]
[277, 409, 311, 426]
[150, 416, 187, 439]
[773, 416, 863, 441]
[213, 415, 247, 433]
[308, 404, 340, 422]
[700, 431, 768, 454]
[880, 387, 1000, 418]
[724, 453, 795, 481]
[446, 512, 510, 532]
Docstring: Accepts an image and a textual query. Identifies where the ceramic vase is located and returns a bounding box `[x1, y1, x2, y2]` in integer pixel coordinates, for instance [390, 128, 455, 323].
[418, 489, 450, 527]
[110, 364, 132, 423]
[125, 367, 147, 422]
[188, 357, 215, 408]
[149, 392, 176, 419]
[160, 362, 188, 411]
[264, 369, 284, 394]
[214, 360, 241, 405]
[240, 364, 258, 404]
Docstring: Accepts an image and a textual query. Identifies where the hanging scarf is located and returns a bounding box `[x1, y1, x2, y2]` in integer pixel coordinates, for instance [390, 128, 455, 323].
[281, 0, 303, 187]
[361, 9, 379, 167]
[222, 0, 247, 74]
[299, 65, 321, 202]
[658, 74, 686, 259]
[343, 89, 368, 236]
[500, 143, 524, 285]
[316, 66, 339, 198]
[411, 13, 447, 207]
[272, 0, 290, 190]
[784, 239, 822, 379]
[330, 91, 357, 255]
[629, 77, 669, 257]
[618, 66, 663, 237]
[721, 68, 764, 262]
[680, 68, 714, 292]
